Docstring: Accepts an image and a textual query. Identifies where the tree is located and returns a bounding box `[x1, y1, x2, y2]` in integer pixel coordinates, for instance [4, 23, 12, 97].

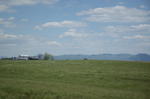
[44, 53, 54, 60]
[38, 54, 44, 60]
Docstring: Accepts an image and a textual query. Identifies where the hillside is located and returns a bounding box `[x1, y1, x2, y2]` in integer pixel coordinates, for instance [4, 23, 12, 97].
[0, 60, 150, 99]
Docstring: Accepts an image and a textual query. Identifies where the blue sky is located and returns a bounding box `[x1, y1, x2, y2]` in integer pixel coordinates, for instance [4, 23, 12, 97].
[0, 0, 150, 56]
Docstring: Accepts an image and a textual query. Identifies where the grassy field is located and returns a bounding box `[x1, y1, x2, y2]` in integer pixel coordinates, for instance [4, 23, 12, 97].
[0, 60, 150, 99]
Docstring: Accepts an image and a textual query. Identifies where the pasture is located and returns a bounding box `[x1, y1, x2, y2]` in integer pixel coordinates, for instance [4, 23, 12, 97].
[0, 60, 150, 99]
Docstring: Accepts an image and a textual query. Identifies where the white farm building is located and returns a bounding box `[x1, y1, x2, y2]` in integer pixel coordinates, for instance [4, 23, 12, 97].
[17, 55, 29, 60]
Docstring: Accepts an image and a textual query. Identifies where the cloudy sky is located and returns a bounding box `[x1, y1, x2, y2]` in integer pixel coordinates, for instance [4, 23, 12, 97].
[0, 0, 150, 56]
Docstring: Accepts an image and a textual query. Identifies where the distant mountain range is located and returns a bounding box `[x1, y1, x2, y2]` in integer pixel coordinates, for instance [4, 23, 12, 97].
[54, 53, 150, 61]
[1, 53, 150, 61]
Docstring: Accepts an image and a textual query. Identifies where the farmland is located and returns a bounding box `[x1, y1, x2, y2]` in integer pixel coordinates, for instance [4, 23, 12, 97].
[0, 60, 150, 99]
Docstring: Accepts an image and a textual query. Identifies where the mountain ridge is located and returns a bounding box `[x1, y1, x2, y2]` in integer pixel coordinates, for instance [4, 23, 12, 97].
[54, 53, 150, 61]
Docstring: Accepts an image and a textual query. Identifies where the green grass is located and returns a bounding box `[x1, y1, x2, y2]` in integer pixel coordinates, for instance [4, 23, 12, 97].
[0, 60, 150, 99]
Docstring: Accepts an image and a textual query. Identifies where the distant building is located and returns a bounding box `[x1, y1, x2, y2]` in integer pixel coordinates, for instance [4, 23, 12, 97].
[17, 55, 29, 60]
[28, 56, 39, 60]
[1, 54, 46, 60]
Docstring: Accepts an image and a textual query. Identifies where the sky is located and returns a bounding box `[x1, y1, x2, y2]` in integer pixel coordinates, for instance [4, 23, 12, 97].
[0, 0, 150, 56]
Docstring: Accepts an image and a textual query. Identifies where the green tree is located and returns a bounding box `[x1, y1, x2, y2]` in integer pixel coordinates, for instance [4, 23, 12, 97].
[44, 53, 54, 60]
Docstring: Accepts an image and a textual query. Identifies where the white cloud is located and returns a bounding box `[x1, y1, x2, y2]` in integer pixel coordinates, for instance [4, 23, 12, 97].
[0, 17, 16, 28]
[0, 0, 58, 12]
[59, 29, 88, 38]
[91, 24, 150, 39]
[123, 35, 150, 39]
[20, 18, 29, 22]
[0, 5, 10, 12]
[0, 0, 58, 6]
[35, 21, 87, 30]
[0, 32, 60, 47]
[139, 5, 146, 9]
[130, 24, 150, 32]
[77, 5, 150, 23]
[104, 24, 150, 34]
[0, 32, 63, 56]
[47, 41, 61, 46]
[8, 17, 15, 21]
[0, 33, 18, 39]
